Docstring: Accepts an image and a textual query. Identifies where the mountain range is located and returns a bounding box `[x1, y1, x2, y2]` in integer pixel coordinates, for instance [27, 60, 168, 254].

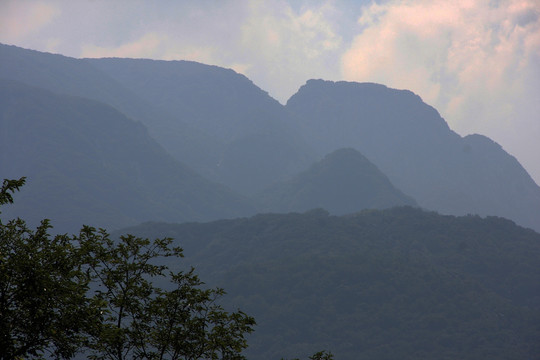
[1, 43, 540, 233]
[0, 79, 254, 232]
[286, 79, 540, 231]
[2, 43, 540, 359]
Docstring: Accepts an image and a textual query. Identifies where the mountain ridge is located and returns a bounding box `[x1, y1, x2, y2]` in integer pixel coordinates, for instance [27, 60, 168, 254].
[286, 79, 540, 231]
[1, 43, 539, 232]
[85, 56, 316, 194]
[0, 79, 255, 232]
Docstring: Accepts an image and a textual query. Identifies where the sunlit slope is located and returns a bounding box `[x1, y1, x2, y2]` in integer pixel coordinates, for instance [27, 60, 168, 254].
[0, 80, 255, 232]
[286, 80, 540, 232]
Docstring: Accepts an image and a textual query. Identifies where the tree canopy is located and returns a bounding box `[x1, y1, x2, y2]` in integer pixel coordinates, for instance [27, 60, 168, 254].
[0, 178, 255, 360]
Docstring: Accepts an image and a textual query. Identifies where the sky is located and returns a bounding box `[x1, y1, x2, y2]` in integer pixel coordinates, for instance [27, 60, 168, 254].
[1, 0, 539, 184]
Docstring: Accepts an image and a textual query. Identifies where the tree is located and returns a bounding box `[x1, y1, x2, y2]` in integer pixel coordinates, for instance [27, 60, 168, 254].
[0, 178, 255, 360]
[0, 177, 95, 359]
[79, 228, 255, 360]
[283, 351, 334, 360]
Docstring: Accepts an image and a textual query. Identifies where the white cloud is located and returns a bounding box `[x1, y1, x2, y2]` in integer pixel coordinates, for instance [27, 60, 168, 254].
[342, 0, 540, 183]
[237, 0, 345, 102]
[0, 1, 60, 41]
[81, 33, 168, 59]
[1, 0, 345, 102]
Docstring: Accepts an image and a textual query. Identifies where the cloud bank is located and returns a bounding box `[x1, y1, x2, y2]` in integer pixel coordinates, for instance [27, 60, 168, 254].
[342, 0, 540, 182]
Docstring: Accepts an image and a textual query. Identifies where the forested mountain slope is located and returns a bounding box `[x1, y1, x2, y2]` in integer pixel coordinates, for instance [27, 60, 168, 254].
[286, 79, 540, 231]
[0, 79, 255, 232]
[2, 42, 540, 360]
[0, 43, 157, 123]
[119, 207, 540, 360]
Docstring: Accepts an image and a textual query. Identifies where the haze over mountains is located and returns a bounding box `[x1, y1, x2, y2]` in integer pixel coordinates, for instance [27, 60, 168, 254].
[2, 43, 540, 359]
[0, 79, 254, 232]
[286, 80, 540, 231]
[1, 43, 540, 233]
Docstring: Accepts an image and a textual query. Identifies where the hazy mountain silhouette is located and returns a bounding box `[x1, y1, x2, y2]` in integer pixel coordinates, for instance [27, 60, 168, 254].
[0, 44, 155, 122]
[2, 42, 540, 360]
[0, 79, 255, 233]
[85, 57, 315, 194]
[286, 79, 540, 231]
[0, 43, 223, 183]
[257, 148, 417, 214]
[2, 44, 539, 232]
[119, 207, 540, 360]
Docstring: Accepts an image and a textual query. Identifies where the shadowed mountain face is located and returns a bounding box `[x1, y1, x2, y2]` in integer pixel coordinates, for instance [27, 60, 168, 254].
[0, 44, 219, 179]
[118, 207, 540, 360]
[0, 79, 255, 233]
[85, 57, 315, 194]
[0, 44, 314, 195]
[86, 58, 288, 143]
[256, 148, 417, 214]
[0, 44, 158, 123]
[286, 79, 540, 231]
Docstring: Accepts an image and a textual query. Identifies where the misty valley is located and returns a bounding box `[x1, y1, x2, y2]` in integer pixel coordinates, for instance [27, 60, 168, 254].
[1, 43, 540, 359]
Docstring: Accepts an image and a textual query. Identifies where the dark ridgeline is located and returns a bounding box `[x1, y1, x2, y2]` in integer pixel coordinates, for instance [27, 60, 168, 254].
[0, 44, 314, 196]
[2, 44, 539, 231]
[1, 43, 540, 231]
[118, 208, 540, 360]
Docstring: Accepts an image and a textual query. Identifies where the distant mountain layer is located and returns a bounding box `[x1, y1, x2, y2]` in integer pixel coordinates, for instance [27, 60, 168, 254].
[0, 79, 255, 232]
[286, 79, 540, 231]
[0, 44, 224, 184]
[1, 43, 540, 232]
[257, 148, 417, 214]
[119, 207, 540, 360]
[0, 44, 314, 194]
[85, 57, 316, 194]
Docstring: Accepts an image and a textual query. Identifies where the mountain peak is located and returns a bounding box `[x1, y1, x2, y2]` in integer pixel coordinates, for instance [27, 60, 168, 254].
[257, 148, 417, 215]
[289, 79, 421, 105]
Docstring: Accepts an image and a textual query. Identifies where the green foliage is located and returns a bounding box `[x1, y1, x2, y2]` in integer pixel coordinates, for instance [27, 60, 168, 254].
[0, 179, 255, 360]
[79, 228, 255, 360]
[0, 177, 26, 205]
[1, 177, 95, 359]
[283, 350, 334, 360]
